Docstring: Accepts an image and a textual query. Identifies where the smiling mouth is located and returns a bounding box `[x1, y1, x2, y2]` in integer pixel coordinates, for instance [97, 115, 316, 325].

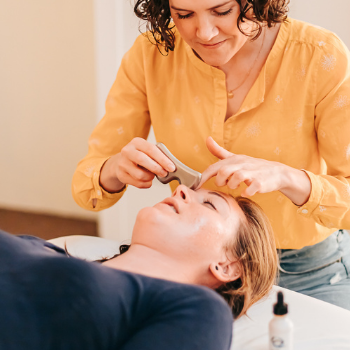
[161, 200, 179, 214]
[200, 40, 226, 47]
[168, 205, 177, 213]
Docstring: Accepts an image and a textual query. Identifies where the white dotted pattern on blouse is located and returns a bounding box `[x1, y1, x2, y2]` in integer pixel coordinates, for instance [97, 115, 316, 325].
[318, 41, 326, 47]
[274, 147, 281, 155]
[281, 238, 290, 246]
[89, 138, 100, 146]
[174, 118, 182, 126]
[321, 54, 337, 71]
[345, 144, 350, 161]
[319, 206, 326, 212]
[295, 66, 307, 81]
[319, 130, 326, 138]
[277, 195, 284, 203]
[327, 221, 335, 229]
[194, 145, 200, 153]
[275, 95, 282, 104]
[265, 75, 272, 86]
[295, 117, 303, 130]
[84, 166, 95, 177]
[117, 127, 124, 135]
[194, 96, 201, 104]
[245, 122, 261, 138]
[334, 95, 350, 110]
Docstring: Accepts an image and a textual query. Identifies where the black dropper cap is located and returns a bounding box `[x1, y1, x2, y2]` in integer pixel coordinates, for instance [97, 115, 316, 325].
[273, 291, 288, 315]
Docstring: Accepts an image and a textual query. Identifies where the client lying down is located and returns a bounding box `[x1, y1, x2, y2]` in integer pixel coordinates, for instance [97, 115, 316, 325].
[0, 185, 277, 350]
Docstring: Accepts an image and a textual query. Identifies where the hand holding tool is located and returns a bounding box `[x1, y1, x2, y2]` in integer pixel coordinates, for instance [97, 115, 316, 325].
[156, 143, 202, 190]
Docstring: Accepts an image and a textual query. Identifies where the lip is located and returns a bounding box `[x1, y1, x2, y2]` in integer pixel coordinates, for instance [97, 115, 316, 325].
[200, 39, 226, 49]
[161, 198, 180, 214]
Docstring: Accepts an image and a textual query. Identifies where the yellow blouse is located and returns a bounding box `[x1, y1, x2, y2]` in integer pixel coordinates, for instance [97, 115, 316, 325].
[72, 18, 350, 249]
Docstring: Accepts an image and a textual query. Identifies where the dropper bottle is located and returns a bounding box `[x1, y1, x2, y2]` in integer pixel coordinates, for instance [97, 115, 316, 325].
[269, 291, 294, 350]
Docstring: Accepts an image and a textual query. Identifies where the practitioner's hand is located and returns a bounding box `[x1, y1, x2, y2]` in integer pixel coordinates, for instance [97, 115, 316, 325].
[100, 138, 176, 192]
[197, 137, 287, 197]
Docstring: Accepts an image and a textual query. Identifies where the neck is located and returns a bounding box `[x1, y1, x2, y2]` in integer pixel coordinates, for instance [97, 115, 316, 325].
[218, 24, 280, 76]
[102, 244, 215, 287]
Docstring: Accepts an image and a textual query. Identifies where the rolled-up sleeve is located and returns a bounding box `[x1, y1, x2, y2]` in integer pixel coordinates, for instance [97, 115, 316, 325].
[72, 35, 151, 211]
[297, 39, 350, 230]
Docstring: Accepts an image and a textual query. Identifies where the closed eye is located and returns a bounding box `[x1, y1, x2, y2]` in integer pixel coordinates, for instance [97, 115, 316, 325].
[203, 199, 216, 210]
[216, 9, 233, 16]
[176, 9, 233, 20]
[176, 12, 191, 19]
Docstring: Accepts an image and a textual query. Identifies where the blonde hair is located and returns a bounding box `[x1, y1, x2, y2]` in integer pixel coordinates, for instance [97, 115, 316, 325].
[216, 196, 278, 319]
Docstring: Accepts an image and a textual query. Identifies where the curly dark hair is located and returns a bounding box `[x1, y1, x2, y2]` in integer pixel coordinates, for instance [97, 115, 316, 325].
[134, 0, 290, 53]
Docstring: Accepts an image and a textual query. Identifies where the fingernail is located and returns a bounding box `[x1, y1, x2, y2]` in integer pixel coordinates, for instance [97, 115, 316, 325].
[160, 170, 168, 177]
[168, 163, 176, 172]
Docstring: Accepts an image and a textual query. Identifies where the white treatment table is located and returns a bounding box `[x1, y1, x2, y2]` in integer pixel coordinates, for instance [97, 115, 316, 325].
[49, 235, 350, 350]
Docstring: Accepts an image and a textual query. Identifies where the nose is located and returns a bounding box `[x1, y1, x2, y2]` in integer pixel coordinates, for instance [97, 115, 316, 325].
[172, 184, 192, 203]
[196, 17, 219, 42]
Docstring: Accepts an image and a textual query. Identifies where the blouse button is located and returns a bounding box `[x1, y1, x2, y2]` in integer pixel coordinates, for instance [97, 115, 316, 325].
[301, 209, 308, 214]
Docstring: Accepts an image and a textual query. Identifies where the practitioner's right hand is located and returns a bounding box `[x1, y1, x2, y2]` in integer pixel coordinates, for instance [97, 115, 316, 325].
[99, 138, 176, 192]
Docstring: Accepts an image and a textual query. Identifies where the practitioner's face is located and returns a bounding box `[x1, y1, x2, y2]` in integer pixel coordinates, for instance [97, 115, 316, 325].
[133, 185, 244, 270]
[169, 0, 253, 66]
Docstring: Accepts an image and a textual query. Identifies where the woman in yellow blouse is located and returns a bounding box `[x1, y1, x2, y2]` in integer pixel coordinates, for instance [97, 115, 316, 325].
[72, 0, 350, 309]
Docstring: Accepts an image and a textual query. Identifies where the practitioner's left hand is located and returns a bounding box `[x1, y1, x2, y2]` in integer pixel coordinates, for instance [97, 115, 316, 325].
[197, 137, 287, 197]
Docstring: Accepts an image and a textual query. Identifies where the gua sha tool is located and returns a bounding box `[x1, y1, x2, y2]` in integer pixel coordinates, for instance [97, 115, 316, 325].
[156, 143, 202, 190]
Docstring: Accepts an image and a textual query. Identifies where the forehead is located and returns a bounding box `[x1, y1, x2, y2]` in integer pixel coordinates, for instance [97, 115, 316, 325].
[199, 189, 244, 218]
[169, 0, 235, 9]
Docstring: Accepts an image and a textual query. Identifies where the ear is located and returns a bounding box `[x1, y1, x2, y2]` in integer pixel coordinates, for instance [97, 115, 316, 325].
[209, 260, 241, 284]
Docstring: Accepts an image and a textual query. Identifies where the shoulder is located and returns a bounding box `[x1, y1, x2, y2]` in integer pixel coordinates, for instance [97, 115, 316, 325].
[287, 18, 349, 57]
[148, 277, 232, 317]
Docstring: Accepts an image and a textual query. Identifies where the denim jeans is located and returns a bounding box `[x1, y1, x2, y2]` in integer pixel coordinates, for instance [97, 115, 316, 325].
[277, 230, 350, 310]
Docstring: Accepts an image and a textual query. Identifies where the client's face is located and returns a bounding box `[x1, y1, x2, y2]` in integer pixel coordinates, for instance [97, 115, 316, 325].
[132, 185, 243, 267]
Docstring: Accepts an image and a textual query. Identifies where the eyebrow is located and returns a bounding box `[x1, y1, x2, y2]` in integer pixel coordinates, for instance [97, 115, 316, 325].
[170, 1, 233, 12]
[208, 191, 230, 207]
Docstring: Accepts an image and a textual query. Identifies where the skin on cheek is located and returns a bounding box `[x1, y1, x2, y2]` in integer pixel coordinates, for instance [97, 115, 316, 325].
[192, 215, 209, 232]
[190, 215, 226, 251]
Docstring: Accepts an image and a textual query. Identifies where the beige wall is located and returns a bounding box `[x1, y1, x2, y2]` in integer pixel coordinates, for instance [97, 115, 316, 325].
[289, 0, 350, 49]
[0, 0, 97, 219]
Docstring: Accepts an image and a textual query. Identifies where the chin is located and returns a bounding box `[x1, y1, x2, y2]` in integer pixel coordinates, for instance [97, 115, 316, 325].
[135, 206, 158, 224]
[203, 57, 230, 67]
[197, 51, 232, 67]
[133, 206, 168, 233]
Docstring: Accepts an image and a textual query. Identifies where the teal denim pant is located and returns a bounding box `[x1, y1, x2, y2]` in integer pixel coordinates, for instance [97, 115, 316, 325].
[277, 230, 350, 310]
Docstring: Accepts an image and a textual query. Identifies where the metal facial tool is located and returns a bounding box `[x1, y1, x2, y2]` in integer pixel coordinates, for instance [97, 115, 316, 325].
[156, 143, 202, 190]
